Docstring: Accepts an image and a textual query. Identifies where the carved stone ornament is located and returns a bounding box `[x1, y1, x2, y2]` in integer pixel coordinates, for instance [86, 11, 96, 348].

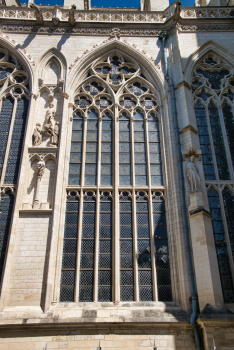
[182, 147, 202, 161]
[37, 159, 45, 179]
[32, 123, 42, 146]
[110, 28, 121, 39]
[187, 155, 202, 192]
[50, 121, 59, 147]
[41, 103, 60, 147]
[43, 103, 56, 137]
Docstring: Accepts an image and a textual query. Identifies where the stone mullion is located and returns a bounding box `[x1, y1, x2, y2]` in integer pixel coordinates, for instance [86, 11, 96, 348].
[97, 117, 102, 187]
[0, 97, 17, 185]
[93, 192, 100, 302]
[218, 105, 234, 183]
[93, 117, 102, 302]
[149, 191, 157, 301]
[132, 192, 139, 302]
[114, 104, 120, 302]
[75, 192, 83, 302]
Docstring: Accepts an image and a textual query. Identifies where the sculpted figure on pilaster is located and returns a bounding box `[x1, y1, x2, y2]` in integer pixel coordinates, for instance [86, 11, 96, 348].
[50, 121, 60, 147]
[37, 159, 46, 179]
[43, 103, 56, 138]
[187, 155, 202, 192]
[32, 123, 42, 146]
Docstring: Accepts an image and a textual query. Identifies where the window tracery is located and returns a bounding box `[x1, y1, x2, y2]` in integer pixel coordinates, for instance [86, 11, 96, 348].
[0, 46, 30, 282]
[193, 53, 234, 303]
[60, 52, 171, 303]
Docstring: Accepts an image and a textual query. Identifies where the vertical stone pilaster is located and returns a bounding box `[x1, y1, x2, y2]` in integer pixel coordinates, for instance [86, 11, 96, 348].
[188, 191, 224, 308]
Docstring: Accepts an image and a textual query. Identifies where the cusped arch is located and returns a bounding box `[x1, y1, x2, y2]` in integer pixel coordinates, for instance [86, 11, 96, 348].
[37, 47, 67, 86]
[184, 40, 234, 83]
[0, 36, 34, 91]
[67, 39, 165, 103]
[74, 74, 115, 102]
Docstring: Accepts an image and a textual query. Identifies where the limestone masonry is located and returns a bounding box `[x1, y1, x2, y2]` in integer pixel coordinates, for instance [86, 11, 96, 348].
[0, 0, 233, 349]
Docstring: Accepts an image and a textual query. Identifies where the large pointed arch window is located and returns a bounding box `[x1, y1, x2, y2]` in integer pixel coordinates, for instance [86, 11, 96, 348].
[0, 46, 30, 281]
[60, 52, 172, 303]
[192, 53, 234, 303]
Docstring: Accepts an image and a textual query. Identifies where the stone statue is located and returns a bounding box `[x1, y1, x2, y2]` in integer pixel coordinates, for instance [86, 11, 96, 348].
[37, 160, 45, 179]
[187, 155, 202, 192]
[50, 121, 59, 147]
[43, 103, 56, 138]
[32, 123, 42, 146]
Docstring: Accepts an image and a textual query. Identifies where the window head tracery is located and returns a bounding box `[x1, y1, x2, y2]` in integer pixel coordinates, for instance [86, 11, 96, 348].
[0, 47, 29, 96]
[93, 54, 139, 88]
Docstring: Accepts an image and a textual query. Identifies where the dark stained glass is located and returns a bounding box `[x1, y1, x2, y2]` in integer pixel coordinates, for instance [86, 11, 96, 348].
[136, 192, 153, 301]
[68, 112, 83, 186]
[196, 69, 229, 90]
[4, 98, 28, 184]
[98, 192, 112, 302]
[208, 188, 234, 303]
[194, 101, 215, 180]
[208, 101, 230, 180]
[60, 192, 79, 302]
[79, 192, 96, 302]
[153, 193, 172, 301]
[222, 102, 234, 170]
[0, 191, 14, 281]
[120, 192, 134, 301]
[0, 97, 14, 179]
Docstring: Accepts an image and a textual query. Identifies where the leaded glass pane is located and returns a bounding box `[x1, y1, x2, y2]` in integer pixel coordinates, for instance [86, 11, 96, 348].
[60, 192, 79, 302]
[136, 192, 153, 301]
[208, 101, 230, 180]
[79, 192, 96, 302]
[101, 116, 112, 185]
[134, 111, 147, 186]
[208, 188, 234, 303]
[153, 193, 172, 302]
[4, 98, 28, 184]
[0, 97, 14, 179]
[119, 116, 131, 186]
[85, 111, 98, 186]
[0, 191, 14, 281]
[148, 117, 163, 186]
[98, 192, 112, 301]
[120, 192, 134, 301]
[68, 114, 83, 186]
[222, 102, 234, 171]
[195, 102, 215, 180]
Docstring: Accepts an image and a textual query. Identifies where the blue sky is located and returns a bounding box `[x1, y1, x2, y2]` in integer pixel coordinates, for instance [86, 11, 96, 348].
[20, 0, 195, 7]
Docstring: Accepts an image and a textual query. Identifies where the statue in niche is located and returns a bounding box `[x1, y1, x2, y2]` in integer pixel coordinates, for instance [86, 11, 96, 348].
[37, 159, 45, 179]
[43, 103, 56, 138]
[32, 123, 42, 146]
[187, 155, 202, 192]
[50, 121, 60, 147]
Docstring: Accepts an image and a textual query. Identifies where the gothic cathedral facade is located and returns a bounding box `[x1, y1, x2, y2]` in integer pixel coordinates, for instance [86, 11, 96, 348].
[0, 0, 234, 349]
